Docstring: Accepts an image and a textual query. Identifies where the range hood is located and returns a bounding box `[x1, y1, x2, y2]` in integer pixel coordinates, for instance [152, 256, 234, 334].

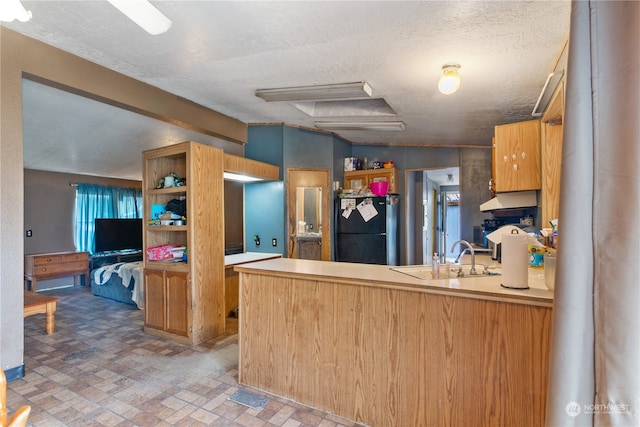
[480, 191, 537, 212]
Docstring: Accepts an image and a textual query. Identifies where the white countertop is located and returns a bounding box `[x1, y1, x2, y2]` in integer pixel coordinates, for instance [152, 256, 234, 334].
[235, 257, 553, 307]
[224, 251, 281, 267]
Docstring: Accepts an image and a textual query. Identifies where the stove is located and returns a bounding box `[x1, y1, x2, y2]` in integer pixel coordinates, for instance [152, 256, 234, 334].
[473, 219, 507, 248]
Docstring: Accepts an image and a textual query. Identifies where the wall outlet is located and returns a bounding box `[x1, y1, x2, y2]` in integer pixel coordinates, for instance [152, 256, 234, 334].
[272, 238, 277, 247]
[26, 229, 32, 237]
[253, 235, 260, 246]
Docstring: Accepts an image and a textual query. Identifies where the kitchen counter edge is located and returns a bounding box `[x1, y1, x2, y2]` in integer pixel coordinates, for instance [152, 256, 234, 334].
[234, 258, 553, 307]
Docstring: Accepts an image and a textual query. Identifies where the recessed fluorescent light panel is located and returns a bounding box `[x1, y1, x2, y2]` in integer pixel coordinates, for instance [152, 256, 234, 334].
[256, 82, 372, 102]
[223, 172, 264, 182]
[314, 121, 406, 132]
[295, 98, 397, 118]
[107, 0, 172, 35]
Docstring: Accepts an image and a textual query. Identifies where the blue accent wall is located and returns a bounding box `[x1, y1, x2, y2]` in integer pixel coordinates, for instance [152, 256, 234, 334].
[246, 125, 285, 179]
[244, 124, 491, 262]
[244, 125, 345, 258]
[244, 181, 285, 255]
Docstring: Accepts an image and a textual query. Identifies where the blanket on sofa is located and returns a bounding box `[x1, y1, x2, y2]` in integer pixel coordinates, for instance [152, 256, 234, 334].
[93, 262, 144, 309]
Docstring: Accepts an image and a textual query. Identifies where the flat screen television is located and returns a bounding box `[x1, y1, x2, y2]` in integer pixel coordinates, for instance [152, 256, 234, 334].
[94, 218, 143, 253]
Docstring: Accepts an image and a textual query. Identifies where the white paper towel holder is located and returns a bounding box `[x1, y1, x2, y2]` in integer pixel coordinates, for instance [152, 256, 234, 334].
[500, 229, 530, 290]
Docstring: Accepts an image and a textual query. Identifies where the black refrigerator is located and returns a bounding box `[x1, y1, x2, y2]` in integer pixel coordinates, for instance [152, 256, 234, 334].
[335, 194, 399, 265]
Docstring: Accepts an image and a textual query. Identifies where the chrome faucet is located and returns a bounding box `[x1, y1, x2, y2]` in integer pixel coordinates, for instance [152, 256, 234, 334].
[451, 240, 476, 275]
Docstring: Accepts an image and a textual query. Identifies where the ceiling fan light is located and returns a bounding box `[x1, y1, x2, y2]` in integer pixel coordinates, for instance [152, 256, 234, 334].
[438, 63, 461, 95]
[107, 0, 172, 35]
[0, 0, 32, 22]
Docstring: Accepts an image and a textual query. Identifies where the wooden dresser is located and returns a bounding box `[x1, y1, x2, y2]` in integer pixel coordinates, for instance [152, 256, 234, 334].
[24, 251, 89, 292]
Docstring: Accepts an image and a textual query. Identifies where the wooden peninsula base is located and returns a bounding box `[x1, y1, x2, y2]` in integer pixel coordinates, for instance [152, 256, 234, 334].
[236, 258, 553, 427]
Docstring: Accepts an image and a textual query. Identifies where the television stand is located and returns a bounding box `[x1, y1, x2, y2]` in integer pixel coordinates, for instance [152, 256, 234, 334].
[90, 250, 143, 270]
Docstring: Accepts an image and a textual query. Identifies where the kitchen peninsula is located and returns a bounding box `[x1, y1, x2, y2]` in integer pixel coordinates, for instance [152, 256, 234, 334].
[235, 258, 553, 427]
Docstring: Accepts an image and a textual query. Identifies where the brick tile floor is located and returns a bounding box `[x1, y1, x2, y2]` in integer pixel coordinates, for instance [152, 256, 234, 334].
[7, 285, 365, 427]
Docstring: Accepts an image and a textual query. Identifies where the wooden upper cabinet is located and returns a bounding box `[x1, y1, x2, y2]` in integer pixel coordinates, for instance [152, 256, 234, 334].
[344, 168, 399, 193]
[541, 82, 565, 225]
[493, 120, 541, 192]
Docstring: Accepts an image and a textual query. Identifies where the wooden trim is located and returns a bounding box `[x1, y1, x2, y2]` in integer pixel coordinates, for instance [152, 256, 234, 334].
[3, 27, 247, 144]
[223, 153, 279, 181]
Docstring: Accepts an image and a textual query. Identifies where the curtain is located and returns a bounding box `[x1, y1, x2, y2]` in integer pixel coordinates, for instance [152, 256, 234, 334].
[546, 2, 640, 426]
[117, 187, 143, 218]
[73, 184, 142, 253]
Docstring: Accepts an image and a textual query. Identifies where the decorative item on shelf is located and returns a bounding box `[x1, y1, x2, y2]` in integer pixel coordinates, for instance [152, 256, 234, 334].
[146, 244, 177, 261]
[164, 174, 175, 188]
[383, 160, 394, 169]
[169, 246, 186, 259]
[372, 161, 382, 169]
[344, 157, 357, 172]
[165, 199, 186, 217]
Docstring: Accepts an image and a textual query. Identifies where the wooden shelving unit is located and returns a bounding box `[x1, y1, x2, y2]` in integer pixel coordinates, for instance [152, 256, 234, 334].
[142, 141, 225, 345]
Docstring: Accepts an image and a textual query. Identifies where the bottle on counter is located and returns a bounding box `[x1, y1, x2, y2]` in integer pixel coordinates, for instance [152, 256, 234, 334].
[432, 252, 440, 279]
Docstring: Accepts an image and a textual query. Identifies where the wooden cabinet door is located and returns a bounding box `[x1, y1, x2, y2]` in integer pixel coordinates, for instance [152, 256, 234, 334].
[144, 269, 165, 330]
[368, 169, 396, 192]
[494, 120, 541, 192]
[344, 171, 368, 190]
[165, 271, 190, 336]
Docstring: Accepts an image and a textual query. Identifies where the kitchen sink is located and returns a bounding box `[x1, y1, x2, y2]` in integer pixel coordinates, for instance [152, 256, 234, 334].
[390, 264, 501, 280]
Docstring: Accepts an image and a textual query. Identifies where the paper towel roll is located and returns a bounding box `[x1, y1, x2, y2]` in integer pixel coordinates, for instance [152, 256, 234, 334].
[501, 231, 529, 289]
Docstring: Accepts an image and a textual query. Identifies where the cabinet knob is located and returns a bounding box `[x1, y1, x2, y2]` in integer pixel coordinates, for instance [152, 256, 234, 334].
[521, 151, 526, 159]
[513, 164, 518, 171]
[511, 154, 517, 161]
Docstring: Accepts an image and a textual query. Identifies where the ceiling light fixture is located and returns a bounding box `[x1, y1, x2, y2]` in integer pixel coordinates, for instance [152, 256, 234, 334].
[256, 82, 372, 102]
[107, 0, 172, 35]
[438, 63, 461, 95]
[0, 0, 32, 22]
[314, 121, 406, 131]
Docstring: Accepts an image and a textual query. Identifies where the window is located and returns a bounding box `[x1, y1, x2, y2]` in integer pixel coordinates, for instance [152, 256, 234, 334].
[73, 183, 142, 253]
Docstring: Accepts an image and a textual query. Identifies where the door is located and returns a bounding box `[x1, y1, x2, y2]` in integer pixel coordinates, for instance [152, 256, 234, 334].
[405, 167, 459, 265]
[441, 190, 460, 260]
[165, 271, 190, 336]
[144, 269, 165, 330]
[287, 168, 331, 260]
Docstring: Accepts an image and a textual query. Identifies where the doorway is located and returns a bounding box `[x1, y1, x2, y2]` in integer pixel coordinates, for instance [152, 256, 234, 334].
[405, 167, 459, 265]
[286, 168, 331, 260]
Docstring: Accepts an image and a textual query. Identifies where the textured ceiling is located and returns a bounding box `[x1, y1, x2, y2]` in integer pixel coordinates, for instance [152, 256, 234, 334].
[4, 1, 571, 180]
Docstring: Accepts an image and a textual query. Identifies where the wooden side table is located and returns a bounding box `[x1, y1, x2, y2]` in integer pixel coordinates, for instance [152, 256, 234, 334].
[24, 251, 89, 292]
[24, 291, 59, 334]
